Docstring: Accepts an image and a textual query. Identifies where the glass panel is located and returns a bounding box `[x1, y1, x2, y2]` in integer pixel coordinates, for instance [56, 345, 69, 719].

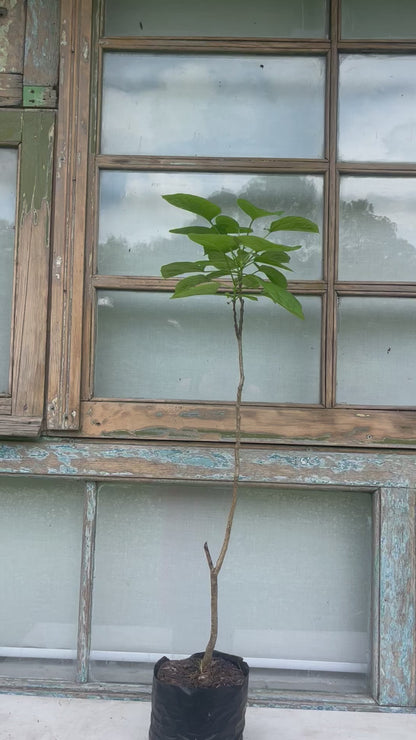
[338, 55, 416, 163]
[0, 478, 84, 680]
[342, 0, 416, 39]
[90, 482, 372, 692]
[98, 172, 323, 279]
[339, 177, 416, 281]
[0, 148, 18, 394]
[104, 0, 328, 38]
[101, 53, 326, 158]
[336, 297, 416, 405]
[94, 291, 321, 403]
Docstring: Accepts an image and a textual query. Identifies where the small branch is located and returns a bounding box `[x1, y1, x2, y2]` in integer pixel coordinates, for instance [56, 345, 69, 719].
[204, 541, 214, 571]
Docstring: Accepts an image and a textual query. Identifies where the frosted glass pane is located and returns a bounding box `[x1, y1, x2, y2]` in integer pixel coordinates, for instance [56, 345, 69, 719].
[98, 172, 323, 279]
[338, 56, 416, 163]
[342, 0, 416, 39]
[91, 482, 372, 691]
[336, 298, 416, 405]
[339, 177, 416, 281]
[94, 292, 321, 403]
[104, 0, 328, 38]
[101, 54, 325, 158]
[0, 148, 17, 394]
[0, 478, 84, 680]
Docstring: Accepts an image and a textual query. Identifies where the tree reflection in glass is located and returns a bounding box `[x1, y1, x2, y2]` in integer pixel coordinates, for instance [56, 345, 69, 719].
[98, 172, 323, 279]
[339, 177, 416, 281]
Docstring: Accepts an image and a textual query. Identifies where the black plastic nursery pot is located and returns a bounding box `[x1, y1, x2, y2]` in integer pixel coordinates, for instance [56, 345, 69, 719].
[149, 650, 250, 740]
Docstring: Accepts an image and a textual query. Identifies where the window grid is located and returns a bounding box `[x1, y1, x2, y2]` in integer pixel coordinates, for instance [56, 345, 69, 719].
[46, 0, 416, 444]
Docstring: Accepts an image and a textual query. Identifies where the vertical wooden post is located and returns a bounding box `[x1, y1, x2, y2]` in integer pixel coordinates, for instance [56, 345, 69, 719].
[47, 0, 93, 430]
[378, 487, 416, 706]
[76, 480, 98, 683]
[12, 110, 55, 419]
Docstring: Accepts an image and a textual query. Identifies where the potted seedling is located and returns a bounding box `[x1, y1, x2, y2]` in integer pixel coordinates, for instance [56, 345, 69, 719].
[149, 193, 319, 740]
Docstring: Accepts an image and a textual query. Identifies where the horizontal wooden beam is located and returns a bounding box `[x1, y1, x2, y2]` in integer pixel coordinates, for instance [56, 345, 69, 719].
[71, 402, 416, 449]
[99, 38, 331, 53]
[0, 417, 42, 438]
[1, 439, 416, 486]
[96, 154, 329, 172]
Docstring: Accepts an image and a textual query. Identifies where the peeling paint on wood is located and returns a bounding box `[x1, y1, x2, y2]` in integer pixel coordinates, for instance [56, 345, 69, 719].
[23, 0, 60, 89]
[378, 489, 416, 706]
[77, 481, 97, 684]
[1, 440, 416, 488]
[0, 0, 25, 74]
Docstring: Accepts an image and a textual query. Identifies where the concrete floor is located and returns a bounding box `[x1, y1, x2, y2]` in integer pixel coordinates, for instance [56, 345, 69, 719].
[1, 695, 416, 739]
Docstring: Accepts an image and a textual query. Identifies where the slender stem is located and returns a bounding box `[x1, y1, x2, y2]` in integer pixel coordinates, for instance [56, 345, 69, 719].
[200, 295, 245, 672]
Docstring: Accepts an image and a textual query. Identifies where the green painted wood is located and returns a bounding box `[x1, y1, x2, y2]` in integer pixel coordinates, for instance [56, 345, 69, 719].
[379, 488, 416, 706]
[0, 109, 22, 142]
[20, 109, 55, 215]
[11, 109, 55, 421]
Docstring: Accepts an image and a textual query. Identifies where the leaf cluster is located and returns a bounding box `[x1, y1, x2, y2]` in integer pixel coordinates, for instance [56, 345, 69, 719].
[160, 193, 319, 319]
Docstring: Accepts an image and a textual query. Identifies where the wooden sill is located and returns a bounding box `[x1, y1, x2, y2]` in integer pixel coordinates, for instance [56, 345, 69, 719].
[49, 401, 416, 448]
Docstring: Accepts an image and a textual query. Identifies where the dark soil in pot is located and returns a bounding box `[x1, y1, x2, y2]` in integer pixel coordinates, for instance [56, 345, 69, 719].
[149, 650, 249, 740]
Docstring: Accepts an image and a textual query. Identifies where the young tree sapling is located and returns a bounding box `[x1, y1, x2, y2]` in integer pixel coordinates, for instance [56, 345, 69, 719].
[161, 193, 319, 678]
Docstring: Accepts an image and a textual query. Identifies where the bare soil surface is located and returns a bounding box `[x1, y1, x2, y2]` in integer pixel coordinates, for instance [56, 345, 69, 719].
[156, 654, 246, 689]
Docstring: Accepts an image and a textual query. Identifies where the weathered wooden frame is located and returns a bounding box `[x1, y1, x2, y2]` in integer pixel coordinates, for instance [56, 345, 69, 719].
[0, 109, 55, 438]
[45, 0, 416, 446]
[0, 441, 414, 709]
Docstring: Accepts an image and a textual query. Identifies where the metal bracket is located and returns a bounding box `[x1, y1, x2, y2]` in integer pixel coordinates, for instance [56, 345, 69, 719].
[23, 85, 57, 108]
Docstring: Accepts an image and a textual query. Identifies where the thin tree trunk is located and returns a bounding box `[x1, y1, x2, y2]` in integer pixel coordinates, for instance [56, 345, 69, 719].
[200, 296, 245, 673]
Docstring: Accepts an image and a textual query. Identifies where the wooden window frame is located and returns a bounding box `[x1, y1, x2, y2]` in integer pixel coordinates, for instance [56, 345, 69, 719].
[0, 109, 54, 438]
[47, 0, 416, 447]
[0, 444, 415, 708]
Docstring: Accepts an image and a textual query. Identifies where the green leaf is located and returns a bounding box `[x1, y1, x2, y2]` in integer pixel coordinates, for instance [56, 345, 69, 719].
[242, 294, 258, 301]
[242, 274, 262, 289]
[161, 260, 207, 278]
[254, 250, 291, 264]
[207, 269, 230, 279]
[204, 249, 232, 271]
[237, 198, 284, 222]
[188, 233, 237, 253]
[258, 266, 288, 288]
[258, 279, 304, 318]
[172, 282, 220, 299]
[215, 215, 241, 233]
[163, 193, 221, 222]
[174, 274, 211, 291]
[239, 235, 297, 253]
[269, 216, 319, 233]
[169, 226, 214, 234]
